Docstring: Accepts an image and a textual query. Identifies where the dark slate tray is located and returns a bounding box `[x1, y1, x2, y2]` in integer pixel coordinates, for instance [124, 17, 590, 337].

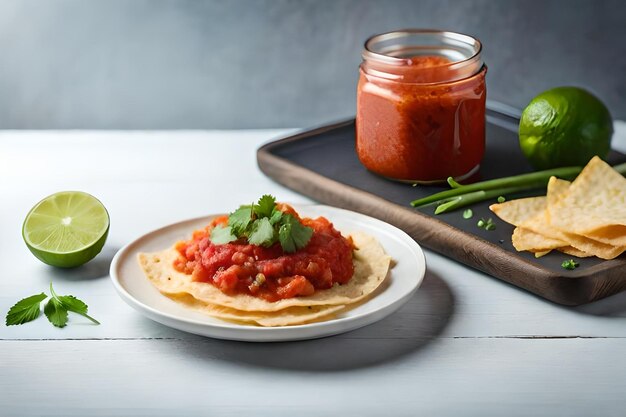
[257, 107, 626, 305]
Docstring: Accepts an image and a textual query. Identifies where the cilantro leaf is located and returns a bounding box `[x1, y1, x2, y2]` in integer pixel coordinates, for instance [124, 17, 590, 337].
[210, 225, 237, 244]
[248, 217, 275, 246]
[228, 206, 253, 235]
[269, 209, 283, 225]
[278, 222, 295, 252]
[5, 293, 47, 326]
[278, 214, 313, 253]
[44, 297, 68, 328]
[211, 196, 313, 254]
[561, 259, 580, 270]
[253, 195, 276, 218]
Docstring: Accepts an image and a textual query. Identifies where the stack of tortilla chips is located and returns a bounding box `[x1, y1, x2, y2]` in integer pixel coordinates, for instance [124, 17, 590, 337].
[490, 156, 626, 260]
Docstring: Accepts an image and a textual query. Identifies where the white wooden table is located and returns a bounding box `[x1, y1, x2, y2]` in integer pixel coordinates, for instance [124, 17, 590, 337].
[2, 127, 626, 417]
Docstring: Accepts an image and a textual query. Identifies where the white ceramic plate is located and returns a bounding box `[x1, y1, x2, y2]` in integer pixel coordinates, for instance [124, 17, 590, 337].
[110, 205, 426, 342]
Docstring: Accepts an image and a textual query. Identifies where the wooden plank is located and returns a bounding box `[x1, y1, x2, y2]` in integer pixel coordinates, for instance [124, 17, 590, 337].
[2, 338, 625, 416]
[2, 249, 626, 341]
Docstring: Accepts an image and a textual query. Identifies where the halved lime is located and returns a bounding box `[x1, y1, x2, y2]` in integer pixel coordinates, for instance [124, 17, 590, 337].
[22, 191, 110, 268]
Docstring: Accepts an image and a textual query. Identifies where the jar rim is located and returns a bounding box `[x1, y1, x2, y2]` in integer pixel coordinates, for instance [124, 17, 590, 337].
[363, 29, 482, 67]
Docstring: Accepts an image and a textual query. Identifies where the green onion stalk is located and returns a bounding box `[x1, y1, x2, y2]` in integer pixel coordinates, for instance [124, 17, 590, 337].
[411, 162, 626, 214]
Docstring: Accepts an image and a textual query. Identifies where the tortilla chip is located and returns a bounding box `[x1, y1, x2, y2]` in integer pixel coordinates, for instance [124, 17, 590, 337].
[139, 231, 391, 312]
[517, 178, 623, 259]
[512, 227, 565, 252]
[558, 246, 593, 258]
[490, 158, 625, 260]
[548, 156, 626, 246]
[167, 293, 345, 327]
[492, 183, 570, 252]
[489, 197, 546, 226]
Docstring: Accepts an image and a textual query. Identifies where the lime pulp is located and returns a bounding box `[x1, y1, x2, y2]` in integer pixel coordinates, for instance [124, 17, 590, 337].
[22, 191, 110, 268]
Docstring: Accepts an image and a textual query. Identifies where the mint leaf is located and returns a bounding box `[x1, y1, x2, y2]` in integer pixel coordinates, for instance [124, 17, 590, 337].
[278, 214, 313, 253]
[228, 206, 253, 235]
[248, 218, 275, 246]
[5, 293, 47, 326]
[253, 194, 276, 218]
[44, 297, 68, 328]
[6, 285, 99, 328]
[58, 295, 100, 325]
[57, 295, 88, 315]
[210, 225, 237, 244]
[50, 283, 100, 325]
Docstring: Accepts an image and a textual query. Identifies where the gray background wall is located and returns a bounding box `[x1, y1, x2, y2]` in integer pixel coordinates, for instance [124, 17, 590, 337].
[0, 0, 624, 129]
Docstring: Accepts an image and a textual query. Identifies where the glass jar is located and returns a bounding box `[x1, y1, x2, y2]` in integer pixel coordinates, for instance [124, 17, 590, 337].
[356, 29, 487, 183]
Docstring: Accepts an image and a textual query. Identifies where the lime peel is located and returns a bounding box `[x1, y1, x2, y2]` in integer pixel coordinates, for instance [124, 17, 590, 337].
[519, 86, 613, 170]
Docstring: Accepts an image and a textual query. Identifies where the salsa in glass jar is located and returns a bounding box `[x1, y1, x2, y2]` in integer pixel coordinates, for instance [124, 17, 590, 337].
[356, 30, 487, 183]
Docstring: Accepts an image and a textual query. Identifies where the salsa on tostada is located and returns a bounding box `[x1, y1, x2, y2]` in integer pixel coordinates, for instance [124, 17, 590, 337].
[138, 195, 391, 326]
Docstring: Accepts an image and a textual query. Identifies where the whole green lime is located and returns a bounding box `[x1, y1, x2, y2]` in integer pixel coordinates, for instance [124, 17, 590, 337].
[519, 87, 613, 170]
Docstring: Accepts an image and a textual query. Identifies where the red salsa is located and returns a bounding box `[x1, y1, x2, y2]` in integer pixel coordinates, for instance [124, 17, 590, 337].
[173, 206, 355, 302]
[357, 30, 487, 183]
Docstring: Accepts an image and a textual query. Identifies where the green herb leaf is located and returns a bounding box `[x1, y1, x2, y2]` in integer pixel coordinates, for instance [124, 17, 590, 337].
[210, 225, 237, 244]
[278, 214, 313, 253]
[463, 209, 473, 219]
[49, 283, 100, 325]
[44, 297, 68, 328]
[248, 217, 275, 246]
[253, 195, 276, 218]
[497, 196, 506, 203]
[228, 206, 253, 235]
[561, 259, 580, 270]
[269, 209, 283, 225]
[57, 295, 88, 315]
[5, 293, 47, 326]
[6, 285, 99, 328]
[278, 222, 295, 253]
[213, 196, 314, 253]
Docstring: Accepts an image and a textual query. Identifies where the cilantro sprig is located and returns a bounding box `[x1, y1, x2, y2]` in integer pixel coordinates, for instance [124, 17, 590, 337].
[210, 195, 313, 253]
[5, 283, 99, 327]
